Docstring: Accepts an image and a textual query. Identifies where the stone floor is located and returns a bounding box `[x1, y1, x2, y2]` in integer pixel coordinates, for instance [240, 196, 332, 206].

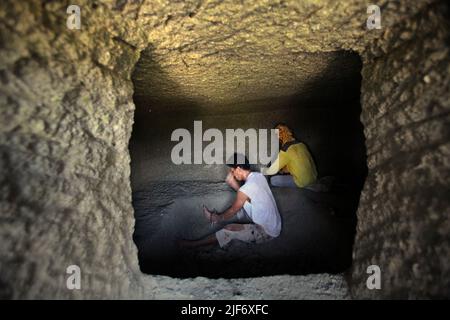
[133, 180, 358, 283]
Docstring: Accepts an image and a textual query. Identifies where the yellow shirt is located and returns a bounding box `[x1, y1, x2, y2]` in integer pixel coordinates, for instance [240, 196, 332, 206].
[263, 141, 318, 188]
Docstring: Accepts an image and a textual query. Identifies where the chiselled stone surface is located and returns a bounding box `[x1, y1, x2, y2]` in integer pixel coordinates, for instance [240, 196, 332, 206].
[351, 4, 450, 299]
[0, 0, 448, 299]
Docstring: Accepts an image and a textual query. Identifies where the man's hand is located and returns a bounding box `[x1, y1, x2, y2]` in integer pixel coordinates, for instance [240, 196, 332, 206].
[210, 213, 221, 223]
[225, 171, 240, 191]
[203, 205, 221, 223]
[259, 166, 267, 175]
[280, 166, 289, 174]
[225, 171, 234, 184]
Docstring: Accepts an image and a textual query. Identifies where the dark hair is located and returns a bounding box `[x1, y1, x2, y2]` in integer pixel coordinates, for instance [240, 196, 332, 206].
[226, 153, 251, 171]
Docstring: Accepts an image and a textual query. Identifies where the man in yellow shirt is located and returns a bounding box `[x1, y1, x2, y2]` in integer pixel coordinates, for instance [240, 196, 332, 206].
[261, 124, 318, 188]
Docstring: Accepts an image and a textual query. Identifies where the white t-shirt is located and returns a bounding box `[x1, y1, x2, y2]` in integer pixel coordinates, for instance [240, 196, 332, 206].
[239, 172, 282, 237]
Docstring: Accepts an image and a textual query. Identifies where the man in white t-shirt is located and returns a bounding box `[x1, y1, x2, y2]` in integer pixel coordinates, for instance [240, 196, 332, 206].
[179, 153, 282, 248]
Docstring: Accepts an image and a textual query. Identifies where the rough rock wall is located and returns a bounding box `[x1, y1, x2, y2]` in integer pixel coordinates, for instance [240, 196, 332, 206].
[0, 1, 143, 298]
[352, 4, 450, 298]
[0, 0, 448, 299]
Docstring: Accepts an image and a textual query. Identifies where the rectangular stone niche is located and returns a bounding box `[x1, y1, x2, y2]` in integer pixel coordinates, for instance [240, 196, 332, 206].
[129, 50, 367, 278]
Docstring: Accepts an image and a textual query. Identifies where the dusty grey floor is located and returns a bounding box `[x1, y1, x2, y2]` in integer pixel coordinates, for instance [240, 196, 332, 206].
[133, 181, 356, 279]
[144, 273, 352, 299]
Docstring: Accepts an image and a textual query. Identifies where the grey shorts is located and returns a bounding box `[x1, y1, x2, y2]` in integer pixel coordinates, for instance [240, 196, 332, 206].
[215, 223, 273, 248]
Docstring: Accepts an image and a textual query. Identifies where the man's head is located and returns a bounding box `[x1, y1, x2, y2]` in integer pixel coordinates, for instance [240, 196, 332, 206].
[226, 153, 251, 181]
[275, 123, 295, 145]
